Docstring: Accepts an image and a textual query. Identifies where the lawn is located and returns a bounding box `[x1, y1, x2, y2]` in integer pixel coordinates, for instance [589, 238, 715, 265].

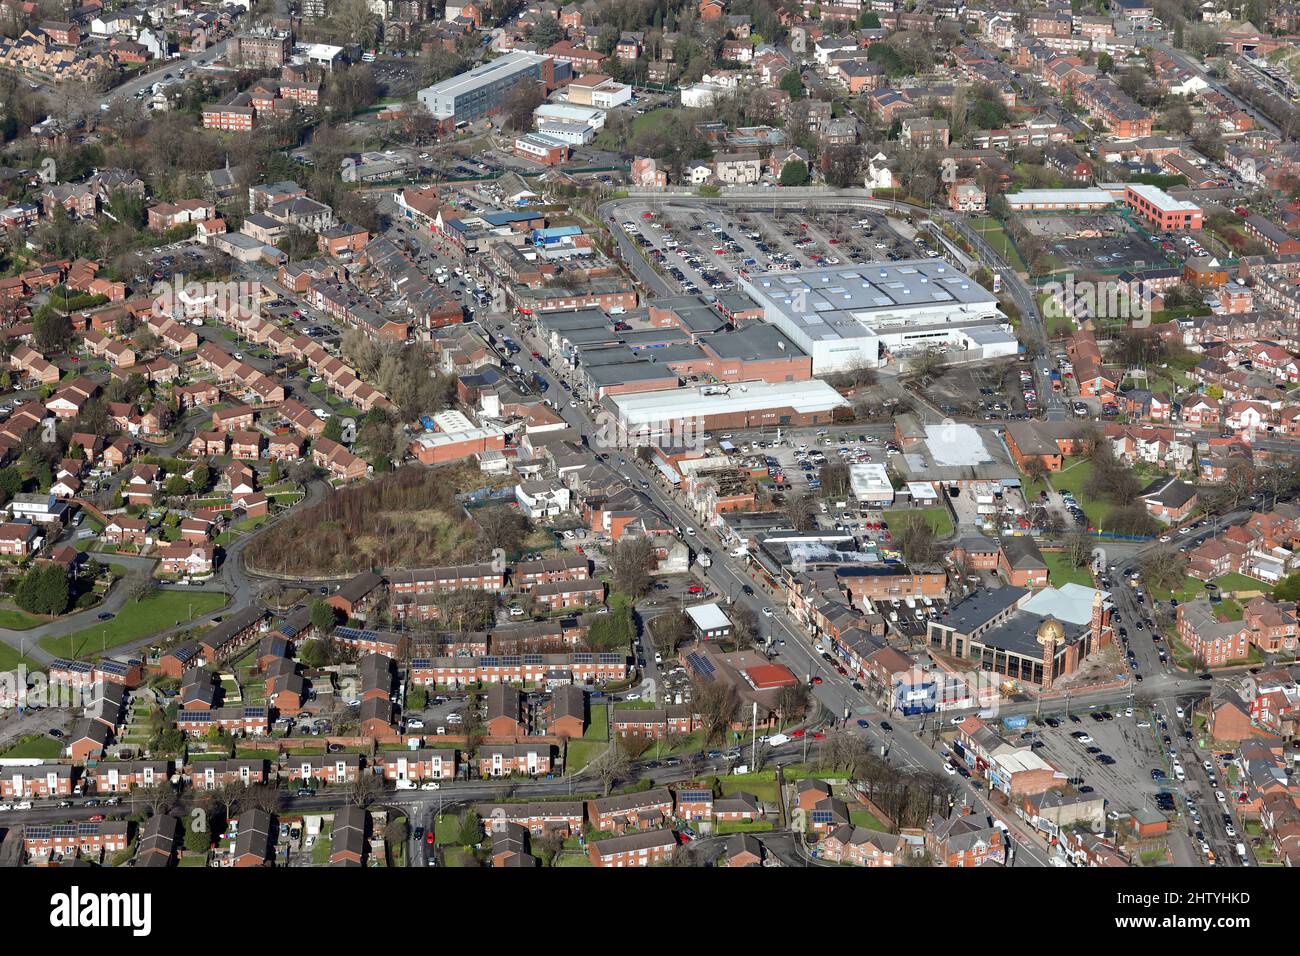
[849, 808, 888, 831]
[720, 772, 779, 804]
[714, 819, 774, 834]
[885, 505, 954, 539]
[0, 643, 41, 672]
[39, 590, 229, 659]
[585, 703, 608, 740]
[0, 606, 42, 630]
[433, 814, 462, 846]
[0, 735, 63, 758]
[1210, 572, 1267, 596]
[1044, 551, 1094, 588]
[444, 847, 478, 867]
[312, 833, 332, 866]
[565, 738, 607, 773]
[1148, 576, 1207, 604]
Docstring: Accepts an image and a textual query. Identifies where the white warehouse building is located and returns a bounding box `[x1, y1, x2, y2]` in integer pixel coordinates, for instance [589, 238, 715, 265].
[738, 261, 1017, 374]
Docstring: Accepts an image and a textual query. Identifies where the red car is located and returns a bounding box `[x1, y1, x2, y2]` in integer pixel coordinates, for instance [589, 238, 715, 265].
[687, 585, 703, 594]
[791, 729, 806, 738]
[812, 731, 826, 740]
[828, 238, 839, 244]
[641, 212, 653, 219]
[88, 814, 104, 822]
[425, 832, 436, 845]
[812, 676, 824, 685]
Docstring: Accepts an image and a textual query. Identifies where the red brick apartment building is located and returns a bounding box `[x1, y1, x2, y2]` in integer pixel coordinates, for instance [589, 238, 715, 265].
[1125, 183, 1203, 231]
[475, 801, 585, 836]
[532, 578, 605, 610]
[586, 828, 678, 866]
[588, 787, 675, 831]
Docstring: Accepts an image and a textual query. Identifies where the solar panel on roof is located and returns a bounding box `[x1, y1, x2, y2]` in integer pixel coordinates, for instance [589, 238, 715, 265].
[501, 656, 521, 666]
[597, 653, 623, 664]
[480, 656, 500, 667]
[685, 652, 715, 680]
[572, 653, 593, 663]
[811, 810, 835, 823]
[411, 658, 431, 668]
[522, 654, 543, 665]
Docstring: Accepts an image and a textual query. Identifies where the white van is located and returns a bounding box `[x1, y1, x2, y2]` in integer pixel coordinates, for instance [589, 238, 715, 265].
[1173, 764, 1186, 781]
[395, 779, 416, 790]
[1237, 842, 1249, 862]
[767, 733, 790, 746]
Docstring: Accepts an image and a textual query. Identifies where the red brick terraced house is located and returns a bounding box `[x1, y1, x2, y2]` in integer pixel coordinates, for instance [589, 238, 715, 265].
[379, 749, 457, 783]
[477, 744, 552, 778]
[284, 754, 363, 786]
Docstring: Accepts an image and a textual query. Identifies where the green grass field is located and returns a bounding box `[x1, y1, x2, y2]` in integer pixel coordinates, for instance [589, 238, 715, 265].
[0, 643, 41, 671]
[0, 606, 43, 630]
[1044, 551, 1095, 588]
[1, 735, 64, 758]
[565, 739, 607, 772]
[720, 773, 779, 804]
[1210, 572, 1266, 596]
[39, 590, 228, 659]
[885, 505, 954, 539]
[585, 703, 608, 740]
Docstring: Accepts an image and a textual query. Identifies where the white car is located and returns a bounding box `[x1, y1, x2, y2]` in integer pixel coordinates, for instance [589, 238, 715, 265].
[685, 527, 696, 536]
[0, 803, 11, 811]
[625, 693, 640, 701]
[943, 763, 957, 775]
[761, 607, 773, 617]
[405, 719, 424, 730]
[12, 801, 31, 810]
[1216, 790, 1227, 803]
[1078, 734, 1093, 744]
[950, 716, 965, 725]
[420, 782, 441, 791]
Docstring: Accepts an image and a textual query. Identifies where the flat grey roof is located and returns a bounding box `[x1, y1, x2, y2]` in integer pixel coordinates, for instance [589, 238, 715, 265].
[706, 324, 806, 362]
[742, 259, 999, 342]
[939, 586, 1028, 636]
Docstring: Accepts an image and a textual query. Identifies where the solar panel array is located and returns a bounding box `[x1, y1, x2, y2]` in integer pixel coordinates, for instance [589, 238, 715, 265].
[685, 652, 715, 681]
[336, 626, 380, 642]
[678, 790, 711, 803]
[51, 659, 93, 674]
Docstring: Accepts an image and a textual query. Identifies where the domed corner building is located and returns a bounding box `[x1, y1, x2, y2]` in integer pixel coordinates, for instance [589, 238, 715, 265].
[926, 583, 1114, 691]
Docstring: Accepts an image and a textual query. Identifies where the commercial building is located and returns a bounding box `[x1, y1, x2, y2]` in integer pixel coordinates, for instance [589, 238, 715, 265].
[514, 132, 570, 166]
[1124, 183, 1202, 231]
[417, 52, 567, 125]
[1004, 189, 1116, 212]
[739, 261, 1013, 374]
[604, 379, 850, 444]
